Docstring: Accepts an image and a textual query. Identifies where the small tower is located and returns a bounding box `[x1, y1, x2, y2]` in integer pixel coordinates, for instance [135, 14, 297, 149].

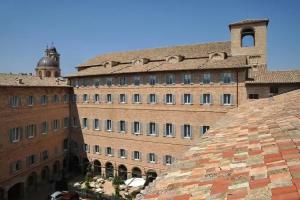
[229, 19, 269, 66]
[35, 44, 61, 78]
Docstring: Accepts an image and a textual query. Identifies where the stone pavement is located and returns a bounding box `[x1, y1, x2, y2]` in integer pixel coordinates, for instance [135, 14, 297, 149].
[141, 90, 300, 200]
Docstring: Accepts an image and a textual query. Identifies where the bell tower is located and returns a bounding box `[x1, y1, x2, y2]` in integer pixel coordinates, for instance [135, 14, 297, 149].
[229, 19, 269, 66]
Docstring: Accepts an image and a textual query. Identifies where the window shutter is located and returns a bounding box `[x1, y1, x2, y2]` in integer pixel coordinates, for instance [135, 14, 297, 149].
[200, 74, 203, 84]
[131, 122, 134, 134]
[210, 93, 213, 104]
[220, 94, 224, 105]
[139, 152, 142, 162]
[172, 94, 176, 105]
[147, 153, 150, 163]
[181, 94, 184, 104]
[18, 97, 21, 106]
[93, 146, 95, 154]
[9, 129, 13, 143]
[125, 121, 128, 133]
[111, 121, 114, 132]
[147, 94, 150, 104]
[19, 127, 23, 140]
[124, 150, 127, 158]
[200, 94, 203, 105]
[111, 148, 114, 157]
[155, 94, 158, 104]
[190, 126, 193, 139]
[191, 94, 194, 104]
[140, 122, 143, 134]
[231, 73, 236, 83]
[132, 151, 134, 160]
[118, 149, 121, 158]
[172, 156, 175, 164]
[163, 156, 166, 165]
[111, 94, 114, 103]
[125, 94, 128, 103]
[104, 120, 107, 131]
[163, 94, 166, 104]
[200, 126, 204, 135]
[181, 125, 184, 139]
[25, 126, 29, 138]
[220, 73, 224, 83]
[163, 124, 166, 137]
[147, 123, 150, 136]
[140, 94, 142, 103]
[34, 125, 37, 137]
[231, 94, 234, 105]
[118, 121, 121, 132]
[155, 123, 159, 136]
[172, 125, 176, 137]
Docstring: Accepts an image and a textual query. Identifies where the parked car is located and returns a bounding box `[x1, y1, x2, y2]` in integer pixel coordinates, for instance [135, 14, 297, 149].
[47, 191, 79, 200]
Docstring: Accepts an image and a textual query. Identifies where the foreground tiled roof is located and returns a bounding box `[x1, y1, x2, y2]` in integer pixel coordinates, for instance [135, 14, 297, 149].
[0, 73, 70, 87]
[67, 55, 248, 77]
[141, 90, 300, 200]
[78, 41, 231, 68]
[248, 70, 300, 84]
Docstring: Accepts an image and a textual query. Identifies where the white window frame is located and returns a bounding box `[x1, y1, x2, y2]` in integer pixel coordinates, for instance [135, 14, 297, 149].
[119, 120, 126, 133]
[106, 120, 112, 131]
[94, 94, 100, 103]
[94, 119, 100, 130]
[106, 147, 112, 156]
[203, 73, 211, 84]
[166, 94, 173, 104]
[41, 121, 48, 134]
[133, 121, 140, 134]
[149, 153, 156, 163]
[41, 95, 48, 105]
[203, 93, 211, 104]
[119, 94, 126, 103]
[120, 149, 126, 158]
[223, 94, 232, 105]
[166, 74, 175, 85]
[106, 94, 112, 103]
[149, 94, 156, 104]
[183, 124, 191, 138]
[95, 145, 100, 154]
[106, 77, 113, 86]
[183, 94, 191, 104]
[149, 75, 157, 85]
[11, 96, 20, 107]
[222, 72, 232, 84]
[133, 151, 140, 160]
[133, 94, 140, 103]
[27, 96, 34, 106]
[149, 122, 156, 135]
[11, 128, 21, 142]
[165, 123, 173, 137]
[165, 155, 173, 165]
[26, 124, 36, 139]
[83, 94, 89, 103]
[133, 76, 141, 86]
[183, 74, 192, 84]
[82, 118, 88, 129]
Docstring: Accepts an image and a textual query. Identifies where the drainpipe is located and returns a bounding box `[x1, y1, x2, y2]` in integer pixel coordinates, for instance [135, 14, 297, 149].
[236, 70, 239, 107]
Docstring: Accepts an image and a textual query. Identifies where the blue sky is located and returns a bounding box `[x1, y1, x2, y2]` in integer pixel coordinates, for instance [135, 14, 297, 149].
[0, 0, 299, 75]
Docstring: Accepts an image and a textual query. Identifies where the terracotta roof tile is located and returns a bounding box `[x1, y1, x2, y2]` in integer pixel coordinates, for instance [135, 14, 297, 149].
[229, 19, 269, 27]
[248, 70, 300, 84]
[140, 89, 300, 200]
[0, 73, 70, 87]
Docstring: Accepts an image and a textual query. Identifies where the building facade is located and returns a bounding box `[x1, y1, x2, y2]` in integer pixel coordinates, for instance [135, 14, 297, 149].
[67, 19, 299, 183]
[0, 19, 299, 200]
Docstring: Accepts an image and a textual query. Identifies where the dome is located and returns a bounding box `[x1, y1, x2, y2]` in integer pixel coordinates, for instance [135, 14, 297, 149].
[36, 56, 58, 68]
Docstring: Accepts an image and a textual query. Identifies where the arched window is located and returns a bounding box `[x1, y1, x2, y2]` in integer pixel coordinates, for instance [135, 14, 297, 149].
[45, 71, 51, 77]
[241, 28, 255, 47]
[55, 71, 59, 77]
[39, 71, 42, 77]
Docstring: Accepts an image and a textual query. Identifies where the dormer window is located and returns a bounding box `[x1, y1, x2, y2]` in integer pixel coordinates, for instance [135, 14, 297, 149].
[209, 52, 227, 61]
[103, 61, 119, 68]
[166, 55, 184, 63]
[241, 28, 255, 47]
[132, 58, 149, 66]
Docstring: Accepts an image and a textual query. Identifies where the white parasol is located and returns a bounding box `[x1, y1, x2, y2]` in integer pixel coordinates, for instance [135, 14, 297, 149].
[125, 178, 145, 187]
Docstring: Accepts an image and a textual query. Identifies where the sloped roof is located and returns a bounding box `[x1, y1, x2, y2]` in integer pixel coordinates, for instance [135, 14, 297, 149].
[229, 19, 269, 28]
[78, 41, 231, 68]
[67, 55, 248, 77]
[247, 70, 300, 84]
[141, 89, 300, 200]
[0, 73, 70, 87]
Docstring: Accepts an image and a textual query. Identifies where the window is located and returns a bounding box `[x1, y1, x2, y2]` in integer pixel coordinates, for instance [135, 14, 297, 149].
[10, 96, 21, 107]
[241, 28, 255, 47]
[119, 149, 126, 158]
[106, 120, 112, 131]
[25, 124, 36, 138]
[41, 95, 48, 105]
[148, 153, 156, 163]
[106, 147, 113, 156]
[203, 73, 211, 84]
[183, 94, 192, 104]
[164, 155, 173, 165]
[133, 94, 141, 103]
[166, 74, 175, 84]
[73, 79, 79, 87]
[42, 150, 48, 160]
[94, 145, 100, 154]
[84, 144, 90, 153]
[94, 94, 100, 103]
[82, 118, 88, 129]
[148, 122, 157, 135]
[119, 76, 127, 85]
[133, 151, 140, 160]
[183, 74, 192, 84]
[270, 86, 279, 95]
[53, 95, 59, 103]
[9, 127, 22, 143]
[148, 94, 157, 104]
[72, 94, 77, 103]
[119, 120, 126, 132]
[63, 139, 68, 151]
[63, 94, 69, 103]
[149, 75, 157, 85]
[41, 121, 48, 134]
[93, 119, 100, 130]
[221, 72, 232, 84]
[27, 96, 34, 106]
[64, 117, 69, 128]
[248, 94, 259, 99]
[165, 94, 174, 104]
[222, 94, 232, 105]
[119, 94, 126, 103]
[53, 119, 60, 130]
[165, 123, 174, 137]
[106, 94, 112, 103]
[73, 117, 78, 127]
[201, 93, 212, 104]
[11, 160, 22, 173]
[200, 126, 210, 135]
[82, 79, 88, 87]
[182, 124, 192, 139]
[83, 94, 89, 103]
[133, 121, 141, 134]
[133, 76, 141, 86]
[94, 79, 100, 87]
[26, 154, 37, 166]
[106, 77, 113, 86]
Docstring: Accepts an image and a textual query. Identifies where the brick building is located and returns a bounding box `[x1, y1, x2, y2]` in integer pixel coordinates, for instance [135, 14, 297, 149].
[0, 19, 299, 200]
